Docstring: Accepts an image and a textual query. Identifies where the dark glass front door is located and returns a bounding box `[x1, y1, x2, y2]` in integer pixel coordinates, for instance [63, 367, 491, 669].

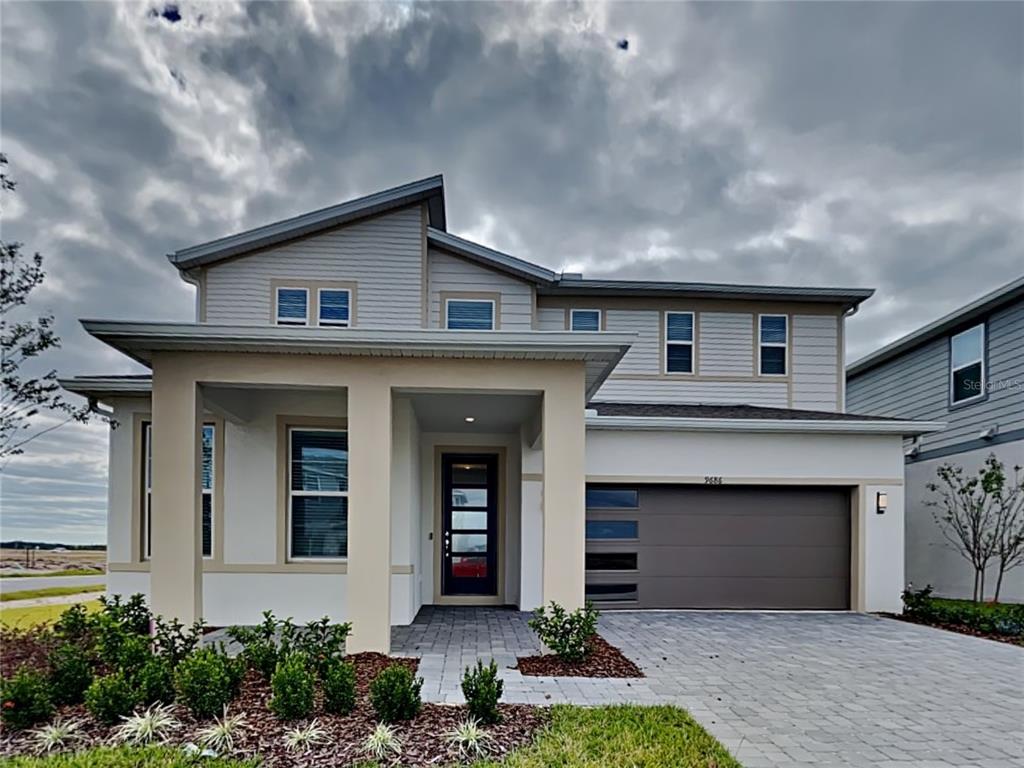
[441, 453, 498, 596]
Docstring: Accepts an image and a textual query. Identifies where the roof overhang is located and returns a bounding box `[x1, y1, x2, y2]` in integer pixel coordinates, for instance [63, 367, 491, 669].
[58, 376, 153, 400]
[847, 274, 1024, 378]
[585, 414, 945, 436]
[169, 175, 446, 271]
[78, 321, 634, 400]
[426, 228, 557, 284]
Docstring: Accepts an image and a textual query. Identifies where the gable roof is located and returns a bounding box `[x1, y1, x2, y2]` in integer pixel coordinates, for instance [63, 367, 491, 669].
[847, 274, 1024, 378]
[169, 175, 446, 270]
[426, 227, 558, 283]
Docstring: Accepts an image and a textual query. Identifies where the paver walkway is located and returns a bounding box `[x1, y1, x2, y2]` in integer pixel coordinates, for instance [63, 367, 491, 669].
[391, 607, 1024, 768]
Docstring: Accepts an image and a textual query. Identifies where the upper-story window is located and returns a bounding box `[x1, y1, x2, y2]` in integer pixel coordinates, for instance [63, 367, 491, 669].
[276, 287, 309, 326]
[318, 288, 351, 327]
[664, 311, 694, 373]
[446, 299, 495, 330]
[950, 323, 986, 405]
[759, 315, 788, 376]
[570, 309, 602, 332]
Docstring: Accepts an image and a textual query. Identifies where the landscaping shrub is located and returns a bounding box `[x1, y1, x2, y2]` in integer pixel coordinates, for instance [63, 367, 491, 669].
[227, 611, 280, 680]
[369, 664, 423, 723]
[321, 657, 357, 715]
[152, 617, 204, 668]
[133, 656, 175, 706]
[117, 634, 153, 673]
[461, 659, 503, 725]
[48, 643, 94, 706]
[900, 584, 935, 616]
[1, 668, 54, 730]
[174, 648, 242, 719]
[269, 652, 315, 721]
[53, 603, 93, 643]
[85, 672, 138, 725]
[92, 613, 133, 668]
[98, 594, 151, 636]
[528, 601, 599, 662]
[293, 617, 352, 676]
[901, 584, 1024, 638]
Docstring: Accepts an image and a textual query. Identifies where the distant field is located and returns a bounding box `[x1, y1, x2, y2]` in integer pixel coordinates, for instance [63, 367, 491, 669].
[0, 600, 102, 629]
[0, 548, 105, 574]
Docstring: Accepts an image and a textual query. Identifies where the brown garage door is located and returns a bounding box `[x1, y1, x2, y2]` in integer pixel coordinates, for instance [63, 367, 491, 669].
[585, 485, 851, 610]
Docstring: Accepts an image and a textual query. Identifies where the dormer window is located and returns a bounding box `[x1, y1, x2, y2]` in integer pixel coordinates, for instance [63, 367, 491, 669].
[446, 298, 495, 330]
[276, 287, 309, 326]
[318, 288, 351, 327]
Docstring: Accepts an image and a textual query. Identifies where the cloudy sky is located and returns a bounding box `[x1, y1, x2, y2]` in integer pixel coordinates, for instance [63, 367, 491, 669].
[1, 1, 1021, 544]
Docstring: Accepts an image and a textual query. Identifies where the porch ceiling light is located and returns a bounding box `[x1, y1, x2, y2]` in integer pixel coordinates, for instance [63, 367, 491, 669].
[464, 416, 475, 423]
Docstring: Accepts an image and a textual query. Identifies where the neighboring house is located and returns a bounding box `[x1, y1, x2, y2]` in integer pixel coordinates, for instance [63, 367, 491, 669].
[848, 277, 1024, 603]
[62, 176, 940, 653]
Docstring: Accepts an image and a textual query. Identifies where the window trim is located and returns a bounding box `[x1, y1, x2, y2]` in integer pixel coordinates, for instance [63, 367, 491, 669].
[142, 420, 217, 562]
[758, 313, 789, 377]
[317, 287, 351, 328]
[275, 286, 310, 327]
[949, 322, 987, 407]
[663, 311, 695, 375]
[444, 297, 496, 331]
[570, 308, 603, 332]
[286, 425, 349, 562]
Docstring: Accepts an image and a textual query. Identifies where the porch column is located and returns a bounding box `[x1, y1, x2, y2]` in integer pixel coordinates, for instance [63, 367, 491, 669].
[150, 354, 203, 623]
[541, 365, 586, 609]
[346, 377, 393, 652]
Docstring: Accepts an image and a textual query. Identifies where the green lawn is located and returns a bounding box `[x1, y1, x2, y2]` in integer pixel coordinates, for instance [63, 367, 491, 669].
[0, 600, 102, 629]
[2, 569, 103, 579]
[0, 705, 740, 768]
[0, 585, 105, 603]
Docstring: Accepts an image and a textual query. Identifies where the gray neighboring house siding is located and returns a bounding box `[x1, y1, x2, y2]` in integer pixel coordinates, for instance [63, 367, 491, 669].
[847, 290, 1024, 602]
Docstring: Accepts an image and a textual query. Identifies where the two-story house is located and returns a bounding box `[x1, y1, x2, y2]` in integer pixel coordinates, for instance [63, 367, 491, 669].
[62, 176, 940, 653]
[848, 277, 1024, 602]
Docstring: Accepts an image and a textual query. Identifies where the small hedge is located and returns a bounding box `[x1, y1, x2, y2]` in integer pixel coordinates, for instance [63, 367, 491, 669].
[85, 672, 138, 725]
[462, 658, 503, 724]
[369, 664, 423, 723]
[0, 668, 54, 730]
[901, 585, 1024, 638]
[269, 652, 315, 721]
[528, 601, 599, 662]
[174, 648, 243, 719]
[48, 643, 93, 706]
[322, 657, 357, 715]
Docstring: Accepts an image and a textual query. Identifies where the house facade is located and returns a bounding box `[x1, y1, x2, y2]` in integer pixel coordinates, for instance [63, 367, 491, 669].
[847, 277, 1024, 602]
[63, 176, 940, 653]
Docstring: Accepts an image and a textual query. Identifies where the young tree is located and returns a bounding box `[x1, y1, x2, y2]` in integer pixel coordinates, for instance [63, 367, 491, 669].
[925, 455, 1005, 602]
[1, 154, 91, 461]
[991, 462, 1024, 603]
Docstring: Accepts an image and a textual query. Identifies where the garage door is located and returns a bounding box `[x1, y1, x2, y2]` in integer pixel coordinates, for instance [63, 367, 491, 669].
[584, 485, 851, 610]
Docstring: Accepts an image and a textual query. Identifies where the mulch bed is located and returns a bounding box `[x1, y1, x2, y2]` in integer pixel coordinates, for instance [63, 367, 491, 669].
[516, 634, 643, 677]
[879, 613, 1024, 647]
[0, 627, 56, 675]
[0, 651, 549, 766]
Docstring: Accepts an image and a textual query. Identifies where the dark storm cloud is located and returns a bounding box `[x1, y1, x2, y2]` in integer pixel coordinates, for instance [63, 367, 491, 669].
[0, 1, 1020, 542]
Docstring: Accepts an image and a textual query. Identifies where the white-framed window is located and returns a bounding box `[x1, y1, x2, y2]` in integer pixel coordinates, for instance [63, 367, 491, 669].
[288, 428, 348, 560]
[275, 287, 309, 326]
[143, 422, 214, 559]
[950, 323, 986, 405]
[318, 288, 351, 327]
[758, 314, 788, 376]
[570, 308, 602, 332]
[446, 299, 495, 330]
[664, 311, 694, 373]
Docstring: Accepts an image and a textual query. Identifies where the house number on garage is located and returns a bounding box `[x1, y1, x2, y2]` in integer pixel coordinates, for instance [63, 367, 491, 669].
[704, 476, 723, 485]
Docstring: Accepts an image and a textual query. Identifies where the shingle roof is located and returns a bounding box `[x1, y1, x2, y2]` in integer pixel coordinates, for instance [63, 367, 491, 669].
[588, 402, 901, 421]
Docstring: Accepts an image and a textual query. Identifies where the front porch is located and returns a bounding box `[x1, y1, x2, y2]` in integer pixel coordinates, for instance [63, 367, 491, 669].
[82, 324, 633, 653]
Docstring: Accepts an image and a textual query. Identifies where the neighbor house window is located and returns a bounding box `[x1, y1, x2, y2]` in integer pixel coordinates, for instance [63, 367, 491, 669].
[759, 314, 788, 375]
[446, 299, 495, 330]
[276, 287, 309, 326]
[289, 428, 348, 559]
[570, 309, 601, 331]
[143, 422, 213, 559]
[664, 312, 694, 373]
[950, 323, 986, 404]
[318, 288, 351, 327]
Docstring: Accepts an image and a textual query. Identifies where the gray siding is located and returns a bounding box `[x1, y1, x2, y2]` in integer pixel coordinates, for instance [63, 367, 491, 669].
[427, 249, 534, 329]
[848, 299, 1024, 454]
[203, 207, 423, 328]
[604, 310, 660, 374]
[536, 307, 565, 330]
[791, 314, 839, 411]
[699, 312, 754, 376]
[595, 378, 790, 406]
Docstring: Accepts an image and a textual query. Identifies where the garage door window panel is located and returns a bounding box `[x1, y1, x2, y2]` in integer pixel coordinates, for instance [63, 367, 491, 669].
[585, 520, 639, 540]
[585, 552, 638, 571]
[585, 583, 638, 603]
[586, 488, 639, 509]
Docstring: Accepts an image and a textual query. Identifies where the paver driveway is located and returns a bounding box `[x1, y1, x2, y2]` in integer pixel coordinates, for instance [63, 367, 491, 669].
[392, 608, 1023, 768]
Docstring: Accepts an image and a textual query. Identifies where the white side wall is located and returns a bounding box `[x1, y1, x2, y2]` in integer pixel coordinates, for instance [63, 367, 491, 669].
[390, 397, 422, 625]
[905, 440, 1024, 602]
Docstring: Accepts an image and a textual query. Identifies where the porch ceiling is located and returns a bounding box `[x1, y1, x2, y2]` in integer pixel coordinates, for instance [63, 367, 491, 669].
[408, 392, 540, 433]
[78, 321, 635, 400]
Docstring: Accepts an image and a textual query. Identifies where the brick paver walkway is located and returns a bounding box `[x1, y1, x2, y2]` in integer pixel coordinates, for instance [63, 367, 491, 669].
[391, 607, 1024, 768]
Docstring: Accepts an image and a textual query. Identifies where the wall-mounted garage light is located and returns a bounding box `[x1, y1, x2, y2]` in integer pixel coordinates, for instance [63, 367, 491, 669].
[876, 492, 888, 515]
[464, 416, 475, 423]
